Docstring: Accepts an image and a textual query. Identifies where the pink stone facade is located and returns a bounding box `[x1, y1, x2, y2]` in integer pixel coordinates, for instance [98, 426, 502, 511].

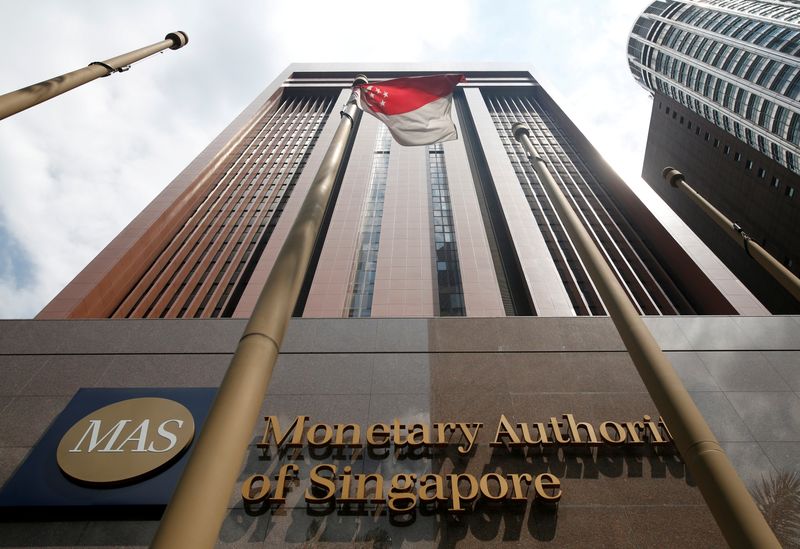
[302, 115, 382, 317]
[463, 88, 575, 316]
[39, 65, 768, 320]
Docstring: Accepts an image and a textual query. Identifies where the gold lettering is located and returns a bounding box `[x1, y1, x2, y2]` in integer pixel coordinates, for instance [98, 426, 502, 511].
[259, 413, 672, 470]
[306, 423, 333, 447]
[258, 415, 307, 449]
[564, 414, 600, 446]
[479, 473, 509, 501]
[491, 414, 521, 447]
[407, 423, 430, 448]
[433, 422, 456, 447]
[272, 464, 299, 504]
[332, 423, 361, 448]
[624, 421, 645, 445]
[520, 422, 550, 445]
[392, 418, 406, 447]
[448, 473, 479, 512]
[241, 474, 271, 504]
[305, 464, 337, 503]
[534, 473, 561, 503]
[354, 473, 385, 503]
[387, 474, 417, 512]
[644, 415, 667, 444]
[338, 465, 355, 503]
[599, 421, 627, 444]
[366, 423, 390, 447]
[418, 473, 446, 503]
[549, 417, 570, 444]
[508, 473, 533, 502]
[458, 423, 483, 454]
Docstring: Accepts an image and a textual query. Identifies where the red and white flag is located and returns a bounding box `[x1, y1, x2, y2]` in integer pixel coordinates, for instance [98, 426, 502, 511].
[355, 74, 465, 146]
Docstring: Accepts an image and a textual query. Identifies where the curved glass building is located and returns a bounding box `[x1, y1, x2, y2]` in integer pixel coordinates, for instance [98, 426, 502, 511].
[628, 0, 800, 175]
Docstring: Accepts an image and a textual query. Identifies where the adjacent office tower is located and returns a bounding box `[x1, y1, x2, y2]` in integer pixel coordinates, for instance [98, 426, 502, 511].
[38, 65, 765, 320]
[628, 0, 800, 313]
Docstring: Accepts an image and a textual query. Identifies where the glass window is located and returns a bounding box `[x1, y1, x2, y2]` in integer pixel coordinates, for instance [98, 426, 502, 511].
[427, 142, 465, 316]
[346, 126, 392, 317]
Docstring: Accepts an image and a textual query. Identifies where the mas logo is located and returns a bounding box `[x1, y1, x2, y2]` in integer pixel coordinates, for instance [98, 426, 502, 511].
[57, 397, 195, 484]
[0, 388, 215, 518]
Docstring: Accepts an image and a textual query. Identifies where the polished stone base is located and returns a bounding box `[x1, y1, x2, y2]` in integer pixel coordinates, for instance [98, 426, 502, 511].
[1, 316, 798, 547]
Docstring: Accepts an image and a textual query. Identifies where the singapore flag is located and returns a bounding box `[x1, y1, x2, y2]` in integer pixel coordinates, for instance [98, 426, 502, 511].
[355, 74, 465, 146]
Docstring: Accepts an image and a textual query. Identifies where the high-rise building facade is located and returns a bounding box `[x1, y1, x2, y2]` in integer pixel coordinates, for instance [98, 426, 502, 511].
[628, 0, 800, 174]
[4, 64, 800, 548]
[38, 64, 766, 320]
[628, 1, 800, 313]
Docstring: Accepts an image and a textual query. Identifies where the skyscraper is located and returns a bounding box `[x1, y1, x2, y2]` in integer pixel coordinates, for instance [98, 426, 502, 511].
[629, 0, 800, 173]
[38, 64, 765, 320]
[4, 65, 798, 547]
[628, 0, 800, 312]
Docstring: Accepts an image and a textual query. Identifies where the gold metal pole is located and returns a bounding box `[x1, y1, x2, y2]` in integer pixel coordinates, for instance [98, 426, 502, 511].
[151, 76, 367, 549]
[0, 31, 188, 120]
[512, 123, 780, 548]
[664, 167, 800, 303]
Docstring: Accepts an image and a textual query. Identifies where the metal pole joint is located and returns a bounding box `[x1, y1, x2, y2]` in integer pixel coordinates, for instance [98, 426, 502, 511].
[165, 31, 189, 49]
[662, 166, 684, 188]
[511, 122, 531, 141]
[341, 74, 368, 123]
[88, 61, 116, 76]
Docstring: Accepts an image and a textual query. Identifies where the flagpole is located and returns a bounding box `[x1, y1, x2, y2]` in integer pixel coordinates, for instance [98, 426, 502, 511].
[512, 123, 780, 548]
[151, 75, 367, 549]
[663, 167, 800, 303]
[0, 32, 188, 120]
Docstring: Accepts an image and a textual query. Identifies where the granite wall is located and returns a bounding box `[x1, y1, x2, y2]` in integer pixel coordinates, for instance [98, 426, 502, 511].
[0, 316, 798, 547]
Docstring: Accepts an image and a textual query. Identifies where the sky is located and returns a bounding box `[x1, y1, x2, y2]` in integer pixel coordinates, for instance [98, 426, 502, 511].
[0, 0, 666, 318]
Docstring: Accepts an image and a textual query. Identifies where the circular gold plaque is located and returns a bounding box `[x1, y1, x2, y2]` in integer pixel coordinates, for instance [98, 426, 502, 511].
[56, 397, 195, 484]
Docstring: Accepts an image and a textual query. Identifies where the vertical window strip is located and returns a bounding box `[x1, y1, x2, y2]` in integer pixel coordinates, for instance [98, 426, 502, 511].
[202, 96, 330, 317]
[486, 92, 682, 316]
[514, 95, 673, 315]
[427, 143, 466, 316]
[179, 97, 321, 318]
[518, 96, 641, 314]
[212, 101, 329, 317]
[113, 97, 292, 318]
[519, 95, 681, 315]
[112, 92, 335, 318]
[217, 105, 330, 318]
[156, 97, 313, 318]
[486, 95, 600, 316]
[345, 125, 392, 318]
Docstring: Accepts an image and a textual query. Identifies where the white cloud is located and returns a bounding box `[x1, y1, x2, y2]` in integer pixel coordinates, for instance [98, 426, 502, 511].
[264, 0, 474, 62]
